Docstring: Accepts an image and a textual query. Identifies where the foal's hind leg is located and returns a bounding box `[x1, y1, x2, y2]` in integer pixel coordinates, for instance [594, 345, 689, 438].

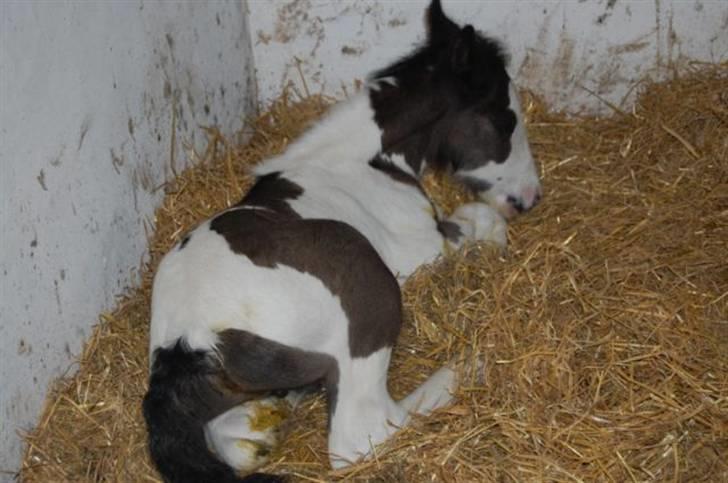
[205, 396, 289, 471]
[443, 202, 507, 249]
[206, 329, 337, 473]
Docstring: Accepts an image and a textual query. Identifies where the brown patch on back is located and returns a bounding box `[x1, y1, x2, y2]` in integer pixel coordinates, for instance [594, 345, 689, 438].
[209, 210, 402, 358]
[235, 171, 304, 218]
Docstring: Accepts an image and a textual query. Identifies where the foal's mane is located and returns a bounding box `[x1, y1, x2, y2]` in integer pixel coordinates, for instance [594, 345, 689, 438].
[370, 31, 510, 90]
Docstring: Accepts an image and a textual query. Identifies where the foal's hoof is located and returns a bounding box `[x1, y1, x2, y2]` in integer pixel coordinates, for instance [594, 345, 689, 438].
[205, 398, 289, 472]
[450, 202, 508, 248]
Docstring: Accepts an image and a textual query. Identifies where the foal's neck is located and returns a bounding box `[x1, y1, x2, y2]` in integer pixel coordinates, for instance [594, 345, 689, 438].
[370, 80, 447, 176]
[261, 92, 384, 174]
[258, 83, 442, 178]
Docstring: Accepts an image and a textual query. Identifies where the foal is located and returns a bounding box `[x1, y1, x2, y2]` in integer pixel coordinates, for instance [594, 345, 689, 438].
[143, 1, 541, 481]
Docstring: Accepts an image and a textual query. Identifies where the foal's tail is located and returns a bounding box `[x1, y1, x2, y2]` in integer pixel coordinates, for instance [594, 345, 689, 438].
[142, 340, 284, 483]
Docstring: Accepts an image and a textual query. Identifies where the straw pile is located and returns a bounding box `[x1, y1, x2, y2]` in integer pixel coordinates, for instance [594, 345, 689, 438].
[21, 63, 727, 482]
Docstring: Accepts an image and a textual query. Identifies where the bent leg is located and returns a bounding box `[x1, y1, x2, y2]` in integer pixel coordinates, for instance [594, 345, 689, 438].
[206, 329, 338, 473]
[445, 202, 507, 249]
[205, 396, 288, 471]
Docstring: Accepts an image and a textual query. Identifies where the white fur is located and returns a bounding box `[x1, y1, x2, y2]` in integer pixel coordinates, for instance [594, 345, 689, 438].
[328, 347, 458, 469]
[255, 93, 443, 279]
[447, 202, 507, 249]
[150, 219, 459, 472]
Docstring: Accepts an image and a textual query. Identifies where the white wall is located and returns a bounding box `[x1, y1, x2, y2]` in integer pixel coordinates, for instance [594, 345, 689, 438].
[0, 1, 256, 475]
[249, 0, 727, 114]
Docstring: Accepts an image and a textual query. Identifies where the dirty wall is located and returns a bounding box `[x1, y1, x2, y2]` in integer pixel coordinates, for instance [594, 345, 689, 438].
[249, 0, 727, 114]
[0, 1, 256, 473]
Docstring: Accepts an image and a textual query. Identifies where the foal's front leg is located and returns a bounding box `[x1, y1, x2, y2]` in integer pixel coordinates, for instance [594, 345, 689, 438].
[328, 348, 466, 469]
[442, 202, 507, 249]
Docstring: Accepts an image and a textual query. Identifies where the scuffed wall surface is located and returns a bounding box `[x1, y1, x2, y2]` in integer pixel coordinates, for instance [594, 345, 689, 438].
[0, 1, 255, 475]
[249, 0, 727, 113]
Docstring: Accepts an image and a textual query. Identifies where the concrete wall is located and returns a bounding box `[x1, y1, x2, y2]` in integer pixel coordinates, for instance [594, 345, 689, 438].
[249, 0, 728, 114]
[0, 1, 256, 475]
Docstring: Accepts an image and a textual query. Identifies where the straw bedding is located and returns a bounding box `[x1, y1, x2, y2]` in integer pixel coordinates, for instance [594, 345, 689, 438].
[20, 63, 727, 482]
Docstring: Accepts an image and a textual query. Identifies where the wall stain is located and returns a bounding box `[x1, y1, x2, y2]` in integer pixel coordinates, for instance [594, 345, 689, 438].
[597, 0, 618, 25]
[132, 163, 155, 193]
[110, 148, 124, 174]
[165, 32, 175, 51]
[273, 0, 312, 43]
[54, 279, 62, 315]
[50, 146, 65, 167]
[18, 339, 31, 355]
[341, 44, 365, 56]
[387, 17, 406, 28]
[77, 116, 91, 151]
[655, 0, 662, 68]
[609, 40, 650, 55]
[37, 169, 48, 191]
[257, 30, 273, 45]
[555, 33, 576, 87]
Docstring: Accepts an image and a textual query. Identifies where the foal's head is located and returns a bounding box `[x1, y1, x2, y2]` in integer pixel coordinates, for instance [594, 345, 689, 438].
[370, 0, 541, 219]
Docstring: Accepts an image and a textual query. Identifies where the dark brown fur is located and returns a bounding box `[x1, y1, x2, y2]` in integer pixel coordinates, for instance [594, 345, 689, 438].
[216, 329, 339, 421]
[236, 171, 304, 218]
[209, 209, 402, 358]
[369, 1, 515, 180]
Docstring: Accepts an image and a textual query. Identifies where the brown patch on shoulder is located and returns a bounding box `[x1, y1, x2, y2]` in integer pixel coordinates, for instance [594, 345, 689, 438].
[236, 171, 303, 218]
[209, 212, 401, 358]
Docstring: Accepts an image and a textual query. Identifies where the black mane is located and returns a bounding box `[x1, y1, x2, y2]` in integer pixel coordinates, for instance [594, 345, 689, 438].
[372, 33, 507, 81]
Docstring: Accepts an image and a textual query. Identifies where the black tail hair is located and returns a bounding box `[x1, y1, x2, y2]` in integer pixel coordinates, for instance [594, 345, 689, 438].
[142, 340, 285, 483]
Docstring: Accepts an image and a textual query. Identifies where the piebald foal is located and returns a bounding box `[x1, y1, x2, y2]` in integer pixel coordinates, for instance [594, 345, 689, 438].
[143, 1, 541, 482]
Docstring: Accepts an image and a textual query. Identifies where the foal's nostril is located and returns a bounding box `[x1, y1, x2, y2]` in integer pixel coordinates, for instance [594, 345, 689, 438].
[506, 195, 525, 213]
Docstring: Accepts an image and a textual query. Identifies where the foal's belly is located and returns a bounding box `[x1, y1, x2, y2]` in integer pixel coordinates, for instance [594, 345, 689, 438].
[284, 166, 443, 279]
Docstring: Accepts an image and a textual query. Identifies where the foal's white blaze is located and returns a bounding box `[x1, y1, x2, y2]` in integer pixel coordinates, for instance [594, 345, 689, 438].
[460, 84, 542, 219]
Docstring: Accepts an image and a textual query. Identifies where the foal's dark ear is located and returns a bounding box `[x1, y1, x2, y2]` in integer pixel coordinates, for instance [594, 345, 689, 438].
[427, 0, 459, 45]
[452, 25, 475, 73]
